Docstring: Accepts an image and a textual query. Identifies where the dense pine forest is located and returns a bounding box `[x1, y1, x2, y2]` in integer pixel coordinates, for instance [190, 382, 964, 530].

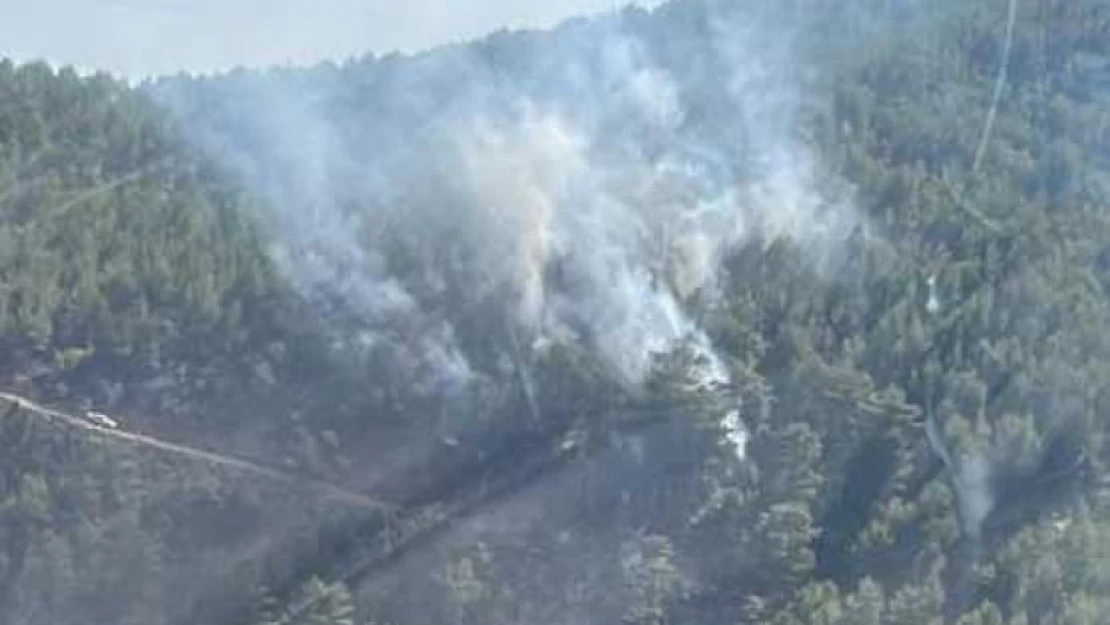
[2, 0, 1110, 623]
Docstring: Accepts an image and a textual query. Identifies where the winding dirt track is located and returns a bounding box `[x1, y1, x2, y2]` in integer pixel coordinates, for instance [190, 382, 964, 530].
[0, 391, 394, 511]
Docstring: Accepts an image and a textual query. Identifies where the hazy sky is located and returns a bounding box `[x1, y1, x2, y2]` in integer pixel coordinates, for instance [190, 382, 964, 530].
[2, 0, 666, 80]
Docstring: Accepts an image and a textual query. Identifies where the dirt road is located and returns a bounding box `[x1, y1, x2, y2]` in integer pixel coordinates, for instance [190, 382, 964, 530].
[0, 391, 394, 511]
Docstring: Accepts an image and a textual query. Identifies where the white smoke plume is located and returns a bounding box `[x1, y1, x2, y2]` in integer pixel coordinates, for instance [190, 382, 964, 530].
[150, 1, 859, 415]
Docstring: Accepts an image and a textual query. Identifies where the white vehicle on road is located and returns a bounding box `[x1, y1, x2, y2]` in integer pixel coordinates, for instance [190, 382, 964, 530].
[84, 410, 119, 429]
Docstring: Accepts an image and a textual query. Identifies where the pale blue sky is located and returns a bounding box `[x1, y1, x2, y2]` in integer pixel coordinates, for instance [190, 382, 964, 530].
[2, 0, 665, 79]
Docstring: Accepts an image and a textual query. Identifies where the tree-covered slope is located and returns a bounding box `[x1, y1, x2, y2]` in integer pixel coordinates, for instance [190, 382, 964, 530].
[0, 59, 284, 419]
[2, 0, 1110, 624]
[0, 59, 406, 625]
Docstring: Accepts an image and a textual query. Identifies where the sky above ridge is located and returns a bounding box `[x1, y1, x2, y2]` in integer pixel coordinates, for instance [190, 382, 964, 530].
[2, 0, 666, 79]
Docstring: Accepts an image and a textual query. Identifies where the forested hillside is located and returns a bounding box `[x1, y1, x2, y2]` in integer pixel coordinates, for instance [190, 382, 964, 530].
[2, 0, 1110, 623]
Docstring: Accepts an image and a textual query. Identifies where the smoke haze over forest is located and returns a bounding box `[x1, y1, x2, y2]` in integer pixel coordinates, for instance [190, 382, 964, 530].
[1, 0, 1109, 623]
